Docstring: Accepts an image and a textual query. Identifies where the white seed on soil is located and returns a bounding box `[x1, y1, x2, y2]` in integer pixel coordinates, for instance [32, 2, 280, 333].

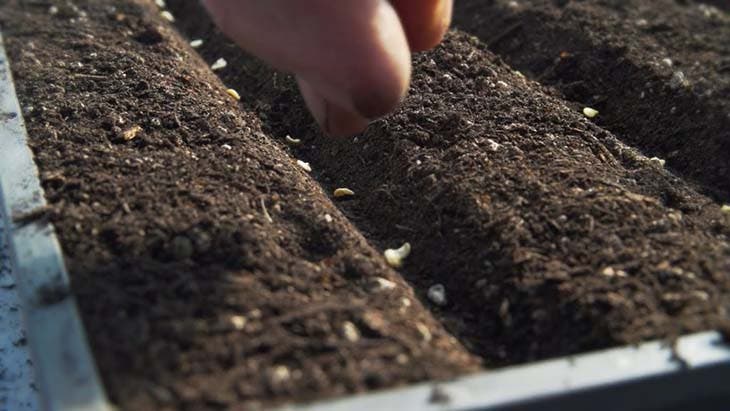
[221, 143, 232, 150]
[122, 125, 142, 141]
[211, 58, 228, 71]
[285, 135, 302, 145]
[189, 39, 204, 48]
[159, 10, 175, 22]
[662, 58, 673, 67]
[415, 322, 432, 342]
[583, 107, 599, 118]
[154, 0, 166, 8]
[371, 277, 397, 291]
[323, 214, 333, 223]
[333, 188, 355, 198]
[649, 157, 666, 167]
[601, 266, 627, 278]
[226, 88, 241, 101]
[341, 321, 361, 342]
[270, 365, 291, 384]
[692, 290, 709, 301]
[229, 315, 247, 330]
[296, 160, 312, 172]
[427, 284, 447, 306]
[384, 242, 411, 268]
[49, 5, 59, 15]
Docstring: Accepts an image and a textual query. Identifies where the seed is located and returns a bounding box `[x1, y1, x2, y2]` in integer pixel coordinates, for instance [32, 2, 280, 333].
[229, 315, 247, 330]
[226, 88, 240, 101]
[427, 284, 447, 306]
[122, 125, 143, 141]
[583, 107, 599, 118]
[384, 242, 411, 268]
[323, 214, 333, 223]
[415, 322, 432, 342]
[371, 277, 397, 291]
[221, 144, 232, 150]
[154, 0, 166, 7]
[211, 58, 227, 71]
[189, 39, 203, 48]
[649, 157, 666, 167]
[285, 135, 302, 145]
[296, 160, 312, 172]
[333, 188, 355, 198]
[270, 365, 290, 384]
[159, 10, 175, 22]
[341, 321, 361, 342]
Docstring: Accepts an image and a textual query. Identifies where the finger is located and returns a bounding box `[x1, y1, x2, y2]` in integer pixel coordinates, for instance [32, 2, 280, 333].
[297, 77, 370, 137]
[390, 0, 453, 51]
[202, 0, 411, 122]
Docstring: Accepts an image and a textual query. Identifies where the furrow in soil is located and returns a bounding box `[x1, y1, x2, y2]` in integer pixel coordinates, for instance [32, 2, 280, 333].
[0, 1, 482, 410]
[166, 0, 730, 368]
[454, 0, 730, 202]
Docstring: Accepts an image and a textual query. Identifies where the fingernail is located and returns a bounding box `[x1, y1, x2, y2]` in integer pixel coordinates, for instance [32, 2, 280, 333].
[297, 77, 369, 137]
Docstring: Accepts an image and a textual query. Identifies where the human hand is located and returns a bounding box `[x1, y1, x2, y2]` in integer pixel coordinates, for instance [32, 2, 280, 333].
[202, 0, 453, 136]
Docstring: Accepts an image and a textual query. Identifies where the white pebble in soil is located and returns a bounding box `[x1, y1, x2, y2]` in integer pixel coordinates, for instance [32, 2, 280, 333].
[427, 284, 447, 306]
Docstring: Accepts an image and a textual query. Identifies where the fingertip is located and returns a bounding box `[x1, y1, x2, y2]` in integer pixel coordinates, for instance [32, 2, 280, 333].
[392, 0, 453, 51]
[298, 77, 370, 137]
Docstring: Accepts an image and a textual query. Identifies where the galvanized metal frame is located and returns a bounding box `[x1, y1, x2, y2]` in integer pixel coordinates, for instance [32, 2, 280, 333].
[0, 33, 111, 411]
[278, 331, 730, 411]
[1, 29, 729, 411]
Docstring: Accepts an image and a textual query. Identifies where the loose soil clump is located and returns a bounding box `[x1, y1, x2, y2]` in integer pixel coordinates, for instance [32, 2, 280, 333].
[0, 1, 480, 410]
[167, 0, 730, 366]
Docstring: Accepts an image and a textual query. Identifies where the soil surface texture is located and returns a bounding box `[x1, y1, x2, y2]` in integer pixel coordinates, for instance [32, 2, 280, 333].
[167, 0, 730, 363]
[0, 1, 480, 410]
[454, 0, 730, 202]
[2, 0, 730, 410]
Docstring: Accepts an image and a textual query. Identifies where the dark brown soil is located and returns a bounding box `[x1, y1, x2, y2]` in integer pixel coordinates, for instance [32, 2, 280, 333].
[0, 1, 481, 410]
[2, 0, 730, 410]
[166, 0, 730, 362]
[454, 0, 730, 201]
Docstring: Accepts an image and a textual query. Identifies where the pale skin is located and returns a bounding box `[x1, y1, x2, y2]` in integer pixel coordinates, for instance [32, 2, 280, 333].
[202, 0, 453, 136]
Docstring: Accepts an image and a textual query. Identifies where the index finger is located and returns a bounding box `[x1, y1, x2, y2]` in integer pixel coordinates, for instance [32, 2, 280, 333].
[391, 0, 453, 51]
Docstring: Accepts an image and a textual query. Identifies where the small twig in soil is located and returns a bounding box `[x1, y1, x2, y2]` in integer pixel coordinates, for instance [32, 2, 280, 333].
[269, 301, 364, 325]
[11, 205, 53, 228]
[260, 198, 273, 223]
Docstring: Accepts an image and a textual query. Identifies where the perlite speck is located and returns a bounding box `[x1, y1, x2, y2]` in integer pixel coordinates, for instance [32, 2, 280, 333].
[427, 284, 447, 306]
[190, 39, 203, 48]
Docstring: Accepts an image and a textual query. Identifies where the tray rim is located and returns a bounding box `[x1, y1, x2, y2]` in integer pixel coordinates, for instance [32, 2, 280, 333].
[0, 32, 111, 411]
